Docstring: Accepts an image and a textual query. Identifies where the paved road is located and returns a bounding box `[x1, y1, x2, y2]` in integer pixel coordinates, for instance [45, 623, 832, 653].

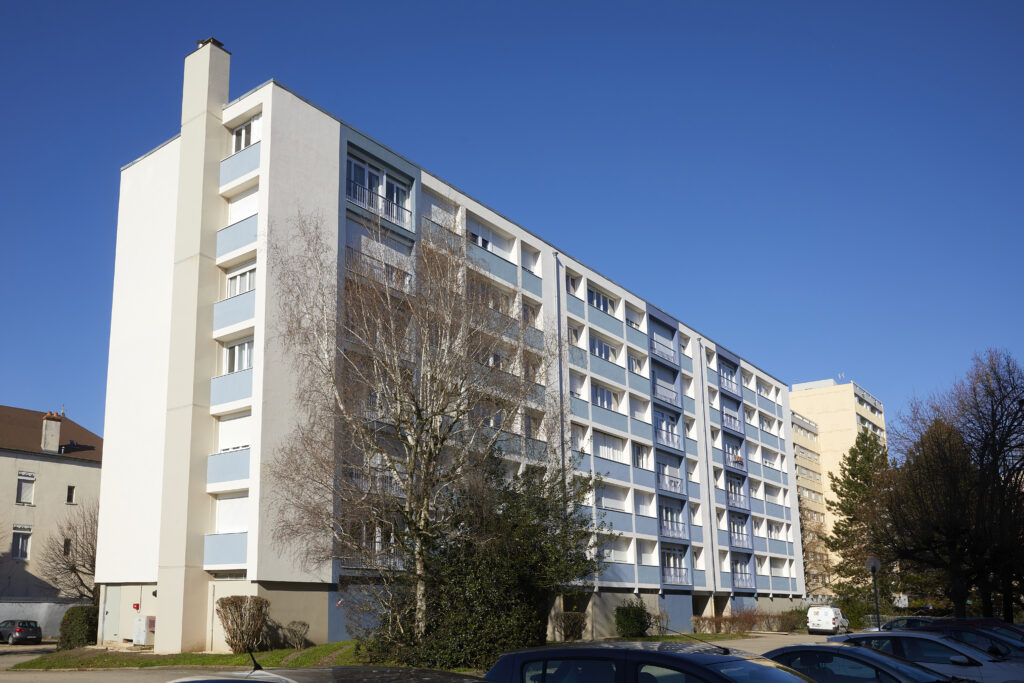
[713, 630, 831, 654]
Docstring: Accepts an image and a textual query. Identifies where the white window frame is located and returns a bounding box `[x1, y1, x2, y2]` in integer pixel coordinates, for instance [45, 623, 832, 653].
[224, 338, 254, 374]
[225, 260, 256, 299]
[589, 335, 615, 362]
[587, 287, 614, 315]
[591, 384, 616, 411]
[11, 527, 30, 560]
[231, 114, 261, 154]
[16, 472, 34, 505]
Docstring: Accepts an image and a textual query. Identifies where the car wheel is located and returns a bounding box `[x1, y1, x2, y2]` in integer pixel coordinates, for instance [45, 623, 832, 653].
[7, 634, 13, 645]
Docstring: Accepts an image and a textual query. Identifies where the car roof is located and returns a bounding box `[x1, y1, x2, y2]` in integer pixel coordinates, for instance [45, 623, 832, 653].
[494, 640, 755, 664]
[764, 643, 955, 681]
[168, 666, 484, 682]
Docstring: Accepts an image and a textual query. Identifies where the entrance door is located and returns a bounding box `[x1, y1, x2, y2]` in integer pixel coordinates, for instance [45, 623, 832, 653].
[102, 585, 121, 642]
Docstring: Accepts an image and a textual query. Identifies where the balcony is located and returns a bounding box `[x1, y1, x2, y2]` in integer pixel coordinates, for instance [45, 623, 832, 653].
[727, 491, 749, 509]
[660, 520, 688, 539]
[649, 339, 677, 364]
[662, 567, 688, 585]
[733, 573, 755, 589]
[345, 247, 411, 291]
[654, 384, 679, 405]
[213, 290, 256, 332]
[730, 532, 752, 549]
[657, 473, 683, 494]
[204, 532, 247, 568]
[721, 413, 743, 433]
[207, 449, 250, 486]
[216, 214, 258, 259]
[346, 179, 412, 231]
[655, 429, 680, 450]
[220, 142, 260, 187]
[719, 374, 741, 396]
[210, 369, 253, 407]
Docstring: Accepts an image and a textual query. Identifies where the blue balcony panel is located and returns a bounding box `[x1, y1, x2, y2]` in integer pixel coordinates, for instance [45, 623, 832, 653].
[749, 498, 765, 514]
[600, 562, 635, 583]
[760, 431, 780, 449]
[771, 576, 791, 592]
[213, 290, 256, 331]
[717, 529, 730, 547]
[220, 142, 260, 186]
[601, 509, 634, 533]
[692, 569, 706, 587]
[768, 539, 788, 555]
[204, 532, 247, 566]
[687, 481, 701, 499]
[765, 501, 785, 519]
[594, 457, 631, 483]
[207, 448, 250, 484]
[575, 452, 591, 473]
[634, 468, 655, 488]
[635, 515, 658, 536]
[776, 403, 784, 418]
[719, 572, 732, 589]
[570, 396, 589, 419]
[753, 536, 767, 552]
[630, 417, 652, 439]
[588, 306, 624, 338]
[784, 507, 791, 521]
[216, 215, 258, 258]
[579, 505, 594, 520]
[525, 326, 545, 349]
[706, 369, 719, 387]
[762, 466, 782, 483]
[569, 346, 588, 369]
[744, 423, 760, 442]
[743, 387, 758, 406]
[690, 525, 703, 543]
[522, 269, 542, 297]
[683, 396, 695, 415]
[638, 565, 660, 584]
[709, 408, 722, 426]
[628, 371, 649, 394]
[756, 575, 770, 590]
[714, 489, 726, 505]
[468, 243, 517, 284]
[685, 438, 698, 456]
[529, 383, 546, 404]
[592, 405, 628, 432]
[626, 325, 647, 349]
[567, 294, 585, 319]
[711, 448, 723, 465]
[679, 355, 693, 374]
[789, 541, 795, 555]
[591, 355, 626, 385]
[211, 369, 253, 406]
[758, 395, 775, 413]
[747, 461, 762, 478]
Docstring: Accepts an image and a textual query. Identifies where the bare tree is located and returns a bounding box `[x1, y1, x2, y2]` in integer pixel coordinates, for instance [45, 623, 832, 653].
[38, 502, 98, 603]
[269, 206, 569, 639]
[798, 503, 832, 598]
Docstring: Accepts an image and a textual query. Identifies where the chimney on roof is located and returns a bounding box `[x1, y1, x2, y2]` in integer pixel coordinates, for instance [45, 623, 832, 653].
[41, 412, 62, 453]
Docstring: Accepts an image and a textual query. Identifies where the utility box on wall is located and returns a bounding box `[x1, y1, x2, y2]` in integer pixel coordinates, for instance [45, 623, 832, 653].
[132, 615, 154, 646]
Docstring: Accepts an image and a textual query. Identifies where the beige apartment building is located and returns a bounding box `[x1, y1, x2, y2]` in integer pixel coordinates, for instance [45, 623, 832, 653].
[790, 411, 831, 599]
[789, 379, 886, 588]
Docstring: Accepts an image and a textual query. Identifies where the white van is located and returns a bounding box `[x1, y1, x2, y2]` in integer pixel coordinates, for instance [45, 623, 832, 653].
[806, 605, 850, 635]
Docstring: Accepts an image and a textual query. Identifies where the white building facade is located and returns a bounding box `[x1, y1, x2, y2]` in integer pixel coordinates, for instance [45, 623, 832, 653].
[96, 40, 805, 652]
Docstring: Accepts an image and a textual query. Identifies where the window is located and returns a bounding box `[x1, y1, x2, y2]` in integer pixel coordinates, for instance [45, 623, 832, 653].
[589, 335, 615, 362]
[567, 324, 582, 347]
[226, 261, 256, 298]
[527, 658, 617, 683]
[468, 230, 490, 250]
[591, 384, 615, 411]
[632, 443, 650, 469]
[628, 353, 644, 375]
[346, 155, 410, 224]
[569, 372, 584, 398]
[593, 431, 625, 463]
[63, 538, 71, 556]
[11, 528, 30, 560]
[16, 473, 34, 505]
[587, 287, 613, 314]
[565, 272, 580, 296]
[225, 338, 254, 373]
[522, 302, 539, 328]
[66, 485, 76, 504]
[232, 114, 261, 153]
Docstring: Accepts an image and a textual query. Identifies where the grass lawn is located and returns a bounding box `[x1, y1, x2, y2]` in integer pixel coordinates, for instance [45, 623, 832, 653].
[12, 640, 361, 671]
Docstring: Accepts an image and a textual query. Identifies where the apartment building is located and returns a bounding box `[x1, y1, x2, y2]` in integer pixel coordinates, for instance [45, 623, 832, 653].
[790, 411, 831, 599]
[789, 378, 886, 583]
[95, 40, 805, 653]
[0, 406, 102, 633]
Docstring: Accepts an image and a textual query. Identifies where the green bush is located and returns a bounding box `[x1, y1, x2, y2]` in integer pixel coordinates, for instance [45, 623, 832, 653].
[554, 611, 586, 641]
[58, 605, 98, 650]
[614, 597, 653, 638]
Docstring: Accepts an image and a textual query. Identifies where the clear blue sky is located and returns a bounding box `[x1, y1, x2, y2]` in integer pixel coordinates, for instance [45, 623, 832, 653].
[1, 1, 1021, 436]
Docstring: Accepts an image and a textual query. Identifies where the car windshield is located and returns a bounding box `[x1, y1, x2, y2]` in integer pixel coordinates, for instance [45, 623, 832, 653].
[16, 621, 38, 628]
[707, 658, 815, 682]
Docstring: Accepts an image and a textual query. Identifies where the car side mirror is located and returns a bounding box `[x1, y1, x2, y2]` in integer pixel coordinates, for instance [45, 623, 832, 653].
[949, 655, 973, 666]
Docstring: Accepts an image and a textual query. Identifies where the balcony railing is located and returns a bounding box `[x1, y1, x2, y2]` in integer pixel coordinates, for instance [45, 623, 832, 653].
[655, 429, 680, 449]
[657, 473, 683, 494]
[649, 339, 677, 363]
[345, 247, 412, 291]
[730, 532, 752, 548]
[626, 318, 642, 330]
[662, 567, 688, 585]
[733, 573, 755, 589]
[654, 384, 679, 404]
[726, 451, 745, 469]
[721, 413, 742, 432]
[727, 491, 749, 509]
[346, 180, 412, 230]
[660, 520, 688, 539]
[719, 375, 741, 395]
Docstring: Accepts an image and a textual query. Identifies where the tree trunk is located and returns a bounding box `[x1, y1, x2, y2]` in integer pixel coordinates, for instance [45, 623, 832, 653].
[1000, 568, 1014, 623]
[949, 571, 968, 619]
[414, 536, 427, 638]
[979, 579, 994, 617]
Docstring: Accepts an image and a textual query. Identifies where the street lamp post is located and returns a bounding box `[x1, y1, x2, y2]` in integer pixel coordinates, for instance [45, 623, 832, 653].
[866, 557, 881, 629]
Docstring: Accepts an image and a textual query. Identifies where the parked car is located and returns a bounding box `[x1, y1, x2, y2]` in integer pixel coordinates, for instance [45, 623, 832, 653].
[765, 642, 958, 682]
[483, 642, 815, 682]
[806, 605, 850, 635]
[915, 625, 1024, 661]
[0, 619, 42, 645]
[168, 666, 484, 682]
[829, 632, 1024, 682]
[882, 617, 943, 631]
